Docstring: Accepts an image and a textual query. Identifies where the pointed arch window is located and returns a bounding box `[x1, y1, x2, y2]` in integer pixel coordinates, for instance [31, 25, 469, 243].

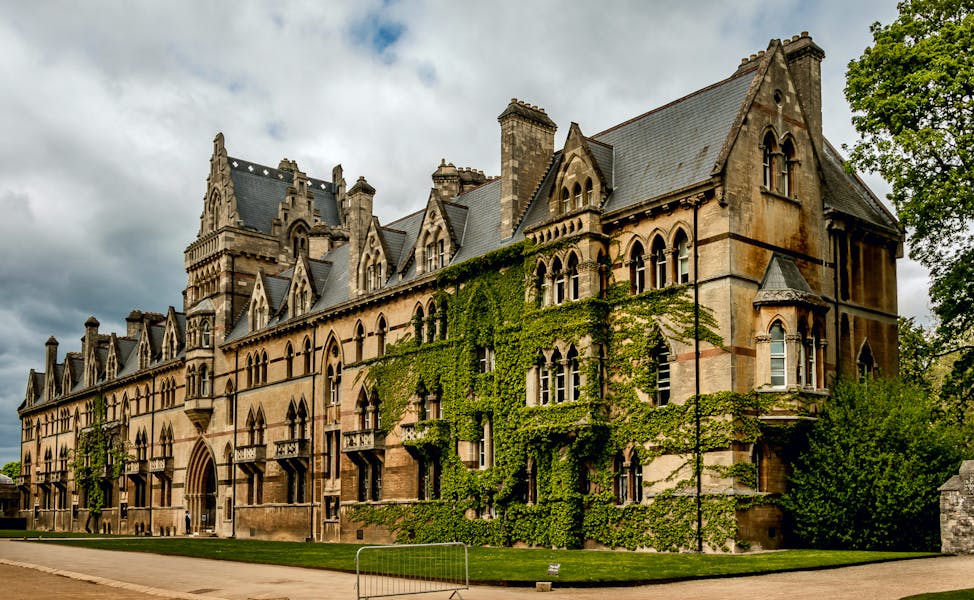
[560, 187, 570, 214]
[303, 337, 313, 374]
[584, 178, 594, 205]
[629, 241, 645, 294]
[567, 253, 580, 300]
[655, 344, 671, 406]
[770, 322, 786, 388]
[285, 343, 294, 379]
[426, 301, 437, 343]
[552, 257, 566, 305]
[199, 364, 211, 397]
[377, 317, 387, 356]
[327, 362, 342, 405]
[651, 236, 667, 289]
[762, 132, 777, 190]
[566, 346, 580, 402]
[355, 322, 365, 360]
[535, 262, 549, 307]
[539, 354, 551, 406]
[857, 341, 876, 381]
[246, 354, 254, 388]
[413, 307, 425, 346]
[675, 231, 690, 284]
[261, 350, 269, 384]
[573, 183, 582, 210]
[201, 320, 212, 348]
[552, 348, 565, 403]
[781, 138, 796, 197]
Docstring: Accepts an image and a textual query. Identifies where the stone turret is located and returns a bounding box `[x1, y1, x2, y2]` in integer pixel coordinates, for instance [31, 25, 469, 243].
[783, 32, 825, 154]
[432, 160, 460, 202]
[498, 98, 556, 239]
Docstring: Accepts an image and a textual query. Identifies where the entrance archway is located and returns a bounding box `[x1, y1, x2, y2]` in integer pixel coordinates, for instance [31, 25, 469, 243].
[186, 440, 217, 533]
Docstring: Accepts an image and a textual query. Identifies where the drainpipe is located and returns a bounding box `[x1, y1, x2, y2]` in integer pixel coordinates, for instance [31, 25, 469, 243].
[232, 349, 238, 538]
[833, 232, 842, 380]
[693, 199, 702, 553]
[310, 328, 317, 542]
[149, 377, 155, 535]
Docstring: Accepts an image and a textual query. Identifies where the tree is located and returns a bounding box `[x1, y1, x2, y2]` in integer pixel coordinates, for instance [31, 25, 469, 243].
[845, 1, 974, 340]
[782, 378, 970, 551]
[1, 461, 20, 479]
[70, 394, 128, 532]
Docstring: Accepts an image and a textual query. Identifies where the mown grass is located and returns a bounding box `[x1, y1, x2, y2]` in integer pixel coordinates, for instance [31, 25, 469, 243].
[901, 591, 974, 600]
[8, 533, 941, 585]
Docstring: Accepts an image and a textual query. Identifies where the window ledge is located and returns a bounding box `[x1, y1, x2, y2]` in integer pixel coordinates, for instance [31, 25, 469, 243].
[759, 187, 801, 206]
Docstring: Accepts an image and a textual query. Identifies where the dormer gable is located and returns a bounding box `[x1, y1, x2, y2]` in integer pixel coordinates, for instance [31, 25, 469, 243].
[106, 333, 121, 380]
[357, 217, 391, 295]
[162, 306, 184, 359]
[549, 123, 610, 217]
[249, 270, 272, 332]
[270, 159, 322, 262]
[289, 255, 318, 318]
[25, 369, 39, 407]
[137, 322, 153, 370]
[413, 192, 465, 276]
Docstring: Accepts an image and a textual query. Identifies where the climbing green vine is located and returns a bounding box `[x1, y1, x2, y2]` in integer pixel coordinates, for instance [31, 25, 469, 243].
[347, 239, 813, 551]
[70, 394, 129, 530]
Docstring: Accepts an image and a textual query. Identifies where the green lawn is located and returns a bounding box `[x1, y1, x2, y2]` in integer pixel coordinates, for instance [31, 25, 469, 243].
[8, 533, 940, 585]
[902, 591, 974, 600]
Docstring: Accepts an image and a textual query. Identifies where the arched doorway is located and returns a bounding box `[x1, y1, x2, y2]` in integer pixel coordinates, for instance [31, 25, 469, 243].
[186, 440, 217, 533]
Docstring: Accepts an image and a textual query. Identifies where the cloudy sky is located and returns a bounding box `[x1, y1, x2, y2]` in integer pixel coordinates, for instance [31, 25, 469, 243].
[0, 0, 924, 466]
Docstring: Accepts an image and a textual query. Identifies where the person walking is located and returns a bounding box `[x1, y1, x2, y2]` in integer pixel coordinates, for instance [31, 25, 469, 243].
[184, 510, 191, 535]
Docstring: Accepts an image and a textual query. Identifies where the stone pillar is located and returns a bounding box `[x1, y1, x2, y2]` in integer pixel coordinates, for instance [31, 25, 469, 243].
[940, 460, 974, 554]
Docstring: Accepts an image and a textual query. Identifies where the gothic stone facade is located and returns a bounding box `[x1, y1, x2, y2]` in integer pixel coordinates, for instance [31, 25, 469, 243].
[18, 34, 901, 550]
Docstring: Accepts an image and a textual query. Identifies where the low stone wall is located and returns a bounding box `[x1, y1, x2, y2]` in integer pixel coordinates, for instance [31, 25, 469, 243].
[940, 459, 974, 554]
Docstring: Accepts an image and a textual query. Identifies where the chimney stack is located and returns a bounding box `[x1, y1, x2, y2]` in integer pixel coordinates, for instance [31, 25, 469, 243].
[44, 336, 58, 402]
[498, 99, 556, 239]
[783, 32, 825, 153]
[346, 177, 375, 296]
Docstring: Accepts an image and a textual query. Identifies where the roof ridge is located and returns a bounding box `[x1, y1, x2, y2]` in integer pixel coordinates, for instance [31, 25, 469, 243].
[593, 66, 759, 139]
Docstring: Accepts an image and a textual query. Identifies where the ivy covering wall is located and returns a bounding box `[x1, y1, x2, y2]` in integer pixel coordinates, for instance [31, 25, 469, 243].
[348, 240, 810, 551]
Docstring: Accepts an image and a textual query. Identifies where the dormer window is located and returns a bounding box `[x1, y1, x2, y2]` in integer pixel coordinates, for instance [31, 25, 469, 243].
[585, 178, 594, 205]
[251, 295, 268, 331]
[560, 187, 570, 213]
[781, 138, 796, 197]
[423, 236, 447, 273]
[573, 183, 582, 210]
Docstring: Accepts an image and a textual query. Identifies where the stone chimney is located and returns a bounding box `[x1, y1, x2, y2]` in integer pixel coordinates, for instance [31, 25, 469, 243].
[432, 159, 460, 202]
[44, 336, 58, 402]
[346, 176, 375, 296]
[783, 32, 825, 153]
[333, 164, 347, 223]
[498, 98, 557, 239]
[83, 316, 99, 387]
[126, 310, 144, 337]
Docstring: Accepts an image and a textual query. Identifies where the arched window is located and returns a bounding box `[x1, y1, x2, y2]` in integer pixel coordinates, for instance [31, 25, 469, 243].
[303, 337, 312, 374]
[291, 224, 309, 258]
[377, 317, 387, 356]
[261, 351, 269, 384]
[675, 231, 690, 284]
[327, 362, 342, 405]
[413, 307, 424, 346]
[629, 242, 645, 294]
[857, 340, 875, 381]
[426, 301, 437, 343]
[539, 354, 551, 405]
[286, 401, 298, 440]
[297, 399, 308, 440]
[552, 349, 565, 403]
[567, 253, 580, 300]
[560, 187, 570, 213]
[651, 236, 667, 289]
[584, 178, 594, 205]
[781, 138, 796, 197]
[199, 364, 210, 397]
[566, 346, 580, 402]
[552, 258, 565, 305]
[535, 262, 549, 307]
[770, 322, 786, 387]
[246, 354, 254, 388]
[615, 454, 629, 504]
[355, 322, 365, 360]
[356, 390, 370, 430]
[655, 343, 671, 406]
[201, 320, 212, 348]
[572, 183, 582, 210]
[762, 132, 777, 190]
[437, 299, 448, 340]
[285, 343, 294, 379]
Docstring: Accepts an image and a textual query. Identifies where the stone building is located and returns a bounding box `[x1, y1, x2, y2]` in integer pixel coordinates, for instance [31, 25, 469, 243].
[17, 34, 901, 550]
[940, 460, 974, 554]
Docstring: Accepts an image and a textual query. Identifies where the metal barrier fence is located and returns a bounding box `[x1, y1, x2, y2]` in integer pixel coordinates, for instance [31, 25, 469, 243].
[355, 542, 468, 600]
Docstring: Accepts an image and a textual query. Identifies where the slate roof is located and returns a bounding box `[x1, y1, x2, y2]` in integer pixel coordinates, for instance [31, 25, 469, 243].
[228, 157, 341, 234]
[265, 275, 291, 313]
[754, 254, 827, 309]
[821, 141, 899, 234]
[595, 69, 755, 214]
[442, 201, 470, 246]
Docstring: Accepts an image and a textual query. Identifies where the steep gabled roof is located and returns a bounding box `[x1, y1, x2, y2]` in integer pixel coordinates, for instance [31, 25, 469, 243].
[227, 158, 341, 234]
[594, 68, 756, 214]
[821, 141, 899, 235]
